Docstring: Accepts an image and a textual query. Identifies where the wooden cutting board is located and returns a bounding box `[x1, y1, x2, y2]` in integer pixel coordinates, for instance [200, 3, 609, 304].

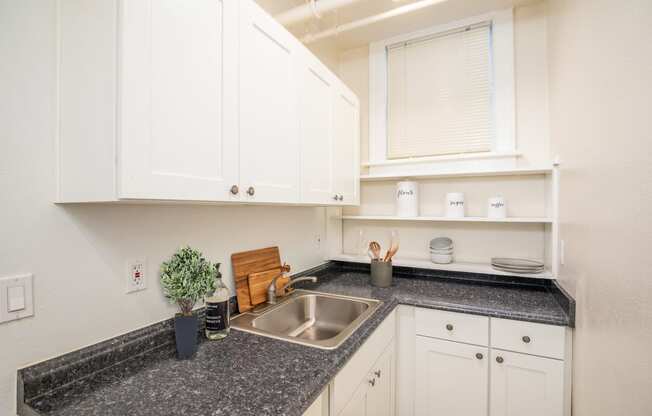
[247, 268, 290, 306]
[232, 246, 285, 312]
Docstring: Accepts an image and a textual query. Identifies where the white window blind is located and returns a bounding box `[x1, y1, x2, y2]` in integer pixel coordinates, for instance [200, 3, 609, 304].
[387, 23, 493, 159]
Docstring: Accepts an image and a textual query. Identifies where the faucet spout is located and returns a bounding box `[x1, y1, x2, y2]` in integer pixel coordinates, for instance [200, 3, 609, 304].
[266, 276, 318, 305]
[281, 276, 317, 292]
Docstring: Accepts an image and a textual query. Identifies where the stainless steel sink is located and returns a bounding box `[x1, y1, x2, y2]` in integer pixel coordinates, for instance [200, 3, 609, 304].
[231, 290, 381, 349]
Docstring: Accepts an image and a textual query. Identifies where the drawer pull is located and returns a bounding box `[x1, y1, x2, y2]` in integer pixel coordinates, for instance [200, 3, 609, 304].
[230, 185, 239, 195]
[445, 324, 454, 331]
[368, 378, 376, 387]
[522, 336, 531, 344]
[475, 353, 483, 360]
[496, 356, 504, 364]
[247, 186, 255, 196]
[374, 370, 381, 378]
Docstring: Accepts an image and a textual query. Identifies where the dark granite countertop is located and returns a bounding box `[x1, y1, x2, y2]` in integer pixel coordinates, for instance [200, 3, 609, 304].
[19, 262, 573, 416]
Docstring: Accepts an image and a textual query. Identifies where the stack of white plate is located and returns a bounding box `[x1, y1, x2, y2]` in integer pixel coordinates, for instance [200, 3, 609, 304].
[430, 237, 453, 264]
[491, 258, 544, 274]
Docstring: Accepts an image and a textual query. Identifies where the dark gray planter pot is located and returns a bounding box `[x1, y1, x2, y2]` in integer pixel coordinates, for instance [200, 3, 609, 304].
[174, 314, 198, 360]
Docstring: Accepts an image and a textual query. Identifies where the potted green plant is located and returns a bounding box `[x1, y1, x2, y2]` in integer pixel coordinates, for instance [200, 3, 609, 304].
[160, 246, 216, 359]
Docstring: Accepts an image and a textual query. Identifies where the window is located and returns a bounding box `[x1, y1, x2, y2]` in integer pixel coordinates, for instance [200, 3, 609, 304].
[387, 23, 492, 159]
[369, 9, 515, 166]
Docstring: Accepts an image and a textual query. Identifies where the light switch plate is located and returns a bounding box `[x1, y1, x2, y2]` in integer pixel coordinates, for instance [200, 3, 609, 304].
[0, 274, 34, 324]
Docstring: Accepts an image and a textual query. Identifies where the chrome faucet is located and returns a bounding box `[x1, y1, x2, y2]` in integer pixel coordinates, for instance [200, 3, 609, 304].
[267, 276, 318, 304]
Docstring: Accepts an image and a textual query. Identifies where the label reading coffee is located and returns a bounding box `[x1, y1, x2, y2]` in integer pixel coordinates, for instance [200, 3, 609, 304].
[206, 301, 228, 331]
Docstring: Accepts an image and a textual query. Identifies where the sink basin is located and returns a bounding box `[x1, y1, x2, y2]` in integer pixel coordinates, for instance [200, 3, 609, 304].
[231, 290, 381, 349]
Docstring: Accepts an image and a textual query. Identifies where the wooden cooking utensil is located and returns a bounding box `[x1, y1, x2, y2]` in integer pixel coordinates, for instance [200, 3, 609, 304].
[384, 241, 399, 262]
[369, 241, 381, 260]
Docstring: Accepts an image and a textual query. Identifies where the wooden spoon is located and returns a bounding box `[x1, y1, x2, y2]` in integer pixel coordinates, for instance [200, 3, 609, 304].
[369, 241, 381, 260]
[383, 240, 399, 262]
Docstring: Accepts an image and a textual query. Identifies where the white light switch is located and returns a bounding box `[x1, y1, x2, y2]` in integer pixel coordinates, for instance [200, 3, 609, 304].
[1, 274, 34, 324]
[8, 286, 26, 312]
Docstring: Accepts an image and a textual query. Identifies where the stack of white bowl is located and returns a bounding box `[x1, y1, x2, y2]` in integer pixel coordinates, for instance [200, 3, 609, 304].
[430, 237, 454, 264]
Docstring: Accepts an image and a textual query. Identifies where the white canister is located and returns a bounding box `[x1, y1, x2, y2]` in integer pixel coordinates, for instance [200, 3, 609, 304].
[445, 192, 465, 218]
[396, 181, 419, 217]
[488, 196, 507, 218]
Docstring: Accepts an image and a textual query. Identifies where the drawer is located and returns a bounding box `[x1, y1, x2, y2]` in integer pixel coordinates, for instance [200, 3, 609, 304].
[332, 309, 396, 416]
[491, 318, 566, 359]
[415, 308, 489, 346]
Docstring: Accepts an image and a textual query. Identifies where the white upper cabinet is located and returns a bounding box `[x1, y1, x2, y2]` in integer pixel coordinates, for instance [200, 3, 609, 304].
[239, 0, 301, 203]
[119, 0, 238, 201]
[56, 0, 359, 205]
[333, 87, 361, 205]
[299, 54, 336, 204]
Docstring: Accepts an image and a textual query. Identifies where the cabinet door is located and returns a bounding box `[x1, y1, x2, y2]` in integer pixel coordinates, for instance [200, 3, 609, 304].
[119, 0, 238, 201]
[415, 336, 488, 416]
[339, 379, 368, 416]
[299, 55, 335, 204]
[490, 350, 564, 416]
[366, 342, 395, 416]
[239, 0, 300, 203]
[332, 87, 360, 205]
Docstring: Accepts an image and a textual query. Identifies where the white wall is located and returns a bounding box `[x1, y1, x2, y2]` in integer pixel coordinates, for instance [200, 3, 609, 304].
[547, 0, 652, 414]
[0, 2, 327, 414]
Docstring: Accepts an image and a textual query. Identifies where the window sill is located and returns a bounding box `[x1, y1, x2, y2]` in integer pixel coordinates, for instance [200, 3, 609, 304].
[362, 151, 522, 168]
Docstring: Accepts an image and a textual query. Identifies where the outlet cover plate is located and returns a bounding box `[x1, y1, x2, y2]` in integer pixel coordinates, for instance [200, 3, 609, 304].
[126, 259, 147, 293]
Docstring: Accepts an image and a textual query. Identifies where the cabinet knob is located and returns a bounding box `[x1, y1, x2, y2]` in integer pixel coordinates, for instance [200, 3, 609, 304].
[230, 185, 239, 195]
[522, 336, 531, 344]
[338, 195, 344, 201]
[496, 356, 504, 364]
[247, 186, 255, 196]
[374, 370, 381, 378]
[368, 378, 376, 387]
[333, 194, 339, 201]
[446, 324, 454, 331]
[475, 353, 483, 360]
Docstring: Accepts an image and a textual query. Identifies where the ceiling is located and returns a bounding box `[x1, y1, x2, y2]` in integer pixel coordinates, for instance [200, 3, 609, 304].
[258, 0, 542, 51]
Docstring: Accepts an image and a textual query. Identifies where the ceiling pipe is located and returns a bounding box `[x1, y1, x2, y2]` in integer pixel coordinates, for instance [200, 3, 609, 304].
[275, 0, 365, 26]
[302, 0, 450, 44]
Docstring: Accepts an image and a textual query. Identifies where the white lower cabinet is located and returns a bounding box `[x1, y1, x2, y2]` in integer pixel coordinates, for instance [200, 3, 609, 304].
[340, 342, 395, 416]
[303, 387, 329, 416]
[331, 309, 396, 416]
[490, 349, 565, 416]
[308, 306, 569, 416]
[415, 337, 488, 416]
[398, 306, 571, 416]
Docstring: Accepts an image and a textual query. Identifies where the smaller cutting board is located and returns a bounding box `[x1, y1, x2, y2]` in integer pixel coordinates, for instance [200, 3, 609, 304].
[247, 268, 290, 306]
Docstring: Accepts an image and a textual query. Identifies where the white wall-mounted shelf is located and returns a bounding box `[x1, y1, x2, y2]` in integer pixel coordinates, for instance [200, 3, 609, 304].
[331, 254, 554, 279]
[360, 166, 553, 182]
[341, 215, 553, 224]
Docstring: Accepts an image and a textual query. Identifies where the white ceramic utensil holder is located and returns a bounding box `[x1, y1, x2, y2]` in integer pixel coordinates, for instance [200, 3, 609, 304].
[445, 192, 465, 218]
[396, 181, 419, 217]
[488, 196, 507, 218]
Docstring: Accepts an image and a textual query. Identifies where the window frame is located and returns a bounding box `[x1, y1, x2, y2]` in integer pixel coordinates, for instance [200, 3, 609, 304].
[369, 8, 515, 167]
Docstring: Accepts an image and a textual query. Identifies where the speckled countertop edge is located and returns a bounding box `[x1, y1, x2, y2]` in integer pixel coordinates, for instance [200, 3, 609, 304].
[19, 262, 574, 416]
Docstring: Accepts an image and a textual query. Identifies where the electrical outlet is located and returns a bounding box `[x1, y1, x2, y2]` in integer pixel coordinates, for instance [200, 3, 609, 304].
[126, 260, 146, 293]
[315, 235, 322, 249]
